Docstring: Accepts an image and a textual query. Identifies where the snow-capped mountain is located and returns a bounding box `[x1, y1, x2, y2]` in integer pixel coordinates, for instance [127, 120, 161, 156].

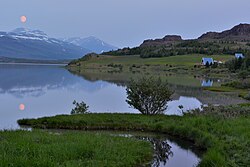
[10, 28, 49, 41]
[63, 36, 118, 53]
[0, 28, 91, 60]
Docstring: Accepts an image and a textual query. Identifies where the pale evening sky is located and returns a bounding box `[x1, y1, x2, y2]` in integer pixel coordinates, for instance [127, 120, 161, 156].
[0, 0, 250, 47]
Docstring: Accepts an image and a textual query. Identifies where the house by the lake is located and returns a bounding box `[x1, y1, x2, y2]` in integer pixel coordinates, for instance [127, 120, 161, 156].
[201, 79, 213, 87]
[235, 53, 244, 59]
[201, 57, 214, 66]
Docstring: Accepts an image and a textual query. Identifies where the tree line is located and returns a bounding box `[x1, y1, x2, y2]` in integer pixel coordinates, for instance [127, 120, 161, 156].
[102, 40, 250, 58]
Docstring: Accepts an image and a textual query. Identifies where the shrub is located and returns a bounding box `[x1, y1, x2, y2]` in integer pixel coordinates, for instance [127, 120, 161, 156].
[186, 105, 250, 118]
[126, 77, 173, 115]
[132, 64, 136, 68]
[225, 56, 250, 71]
[238, 70, 249, 79]
[223, 79, 250, 89]
[71, 100, 89, 115]
[244, 92, 250, 100]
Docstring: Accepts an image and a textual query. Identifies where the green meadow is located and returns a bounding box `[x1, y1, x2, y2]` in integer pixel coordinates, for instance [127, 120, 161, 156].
[18, 110, 250, 167]
[0, 130, 152, 167]
[71, 54, 233, 67]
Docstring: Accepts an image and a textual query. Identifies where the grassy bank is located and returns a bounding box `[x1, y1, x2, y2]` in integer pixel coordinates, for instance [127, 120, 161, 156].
[69, 54, 233, 67]
[67, 54, 235, 88]
[18, 112, 250, 167]
[67, 54, 233, 77]
[0, 130, 152, 167]
[69, 68, 223, 87]
[204, 86, 249, 99]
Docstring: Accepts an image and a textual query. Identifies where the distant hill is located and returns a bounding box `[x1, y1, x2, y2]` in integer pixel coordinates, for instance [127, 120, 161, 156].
[199, 23, 250, 41]
[62, 36, 118, 54]
[103, 23, 250, 58]
[141, 35, 183, 47]
[0, 28, 91, 60]
[141, 24, 250, 47]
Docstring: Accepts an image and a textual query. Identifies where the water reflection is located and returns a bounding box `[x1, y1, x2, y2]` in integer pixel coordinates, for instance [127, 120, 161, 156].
[170, 84, 247, 106]
[167, 97, 202, 115]
[0, 64, 247, 129]
[19, 103, 25, 111]
[201, 79, 213, 87]
[115, 132, 202, 167]
[137, 136, 173, 166]
[0, 64, 109, 98]
[71, 68, 247, 106]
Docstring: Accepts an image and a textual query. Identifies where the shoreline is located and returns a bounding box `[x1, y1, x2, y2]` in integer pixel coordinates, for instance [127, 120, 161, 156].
[17, 112, 250, 166]
[0, 62, 67, 66]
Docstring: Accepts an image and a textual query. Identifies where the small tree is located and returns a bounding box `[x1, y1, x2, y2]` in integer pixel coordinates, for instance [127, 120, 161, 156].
[126, 77, 173, 115]
[71, 100, 89, 114]
[205, 61, 210, 68]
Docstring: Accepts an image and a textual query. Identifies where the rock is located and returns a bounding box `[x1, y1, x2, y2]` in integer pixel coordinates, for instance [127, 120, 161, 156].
[141, 35, 183, 47]
[162, 35, 183, 41]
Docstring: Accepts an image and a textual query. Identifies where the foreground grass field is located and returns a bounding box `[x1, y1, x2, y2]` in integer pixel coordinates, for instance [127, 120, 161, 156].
[0, 130, 152, 167]
[18, 112, 250, 167]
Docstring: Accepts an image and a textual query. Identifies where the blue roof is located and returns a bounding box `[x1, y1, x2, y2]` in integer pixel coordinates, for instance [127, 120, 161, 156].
[235, 53, 244, 59]
[202, 58, 214, 65]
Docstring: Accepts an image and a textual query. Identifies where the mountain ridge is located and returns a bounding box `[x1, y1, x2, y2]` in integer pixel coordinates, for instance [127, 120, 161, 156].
[0, 28, 91, 60]
[198, 23, 250, 41]
[141, 24, 250, 47]
[103, 23, 250, 58]
[141, 35, 183, 47]
[62, 36, 118, 53]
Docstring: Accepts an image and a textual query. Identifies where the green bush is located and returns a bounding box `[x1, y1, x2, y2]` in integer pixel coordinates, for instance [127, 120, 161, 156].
[226, 56, 250, 72]
[223, 79, 250, 89]
[238, 70, 249, 79]
[186, 105, 250, 118]
[244, 92, 250, 100]
[71, 100, 89, 115]
[126, 77, 173, 115]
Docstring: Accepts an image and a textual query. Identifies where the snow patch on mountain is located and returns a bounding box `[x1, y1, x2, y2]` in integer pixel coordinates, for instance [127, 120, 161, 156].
[0, 28, 91, 60]
[6, 28, 63, 44]
[62, 36, 118, 53]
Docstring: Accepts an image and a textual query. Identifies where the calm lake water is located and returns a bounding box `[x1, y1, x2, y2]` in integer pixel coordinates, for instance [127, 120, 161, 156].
[105, 131, 202, 167]
[0, 64, 246, 129]
[1, 64, 246, 167]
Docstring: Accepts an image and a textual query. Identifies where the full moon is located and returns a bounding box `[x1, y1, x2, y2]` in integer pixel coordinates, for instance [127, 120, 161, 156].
[19, 104, 25, 111]
[20, 16, 27, 23]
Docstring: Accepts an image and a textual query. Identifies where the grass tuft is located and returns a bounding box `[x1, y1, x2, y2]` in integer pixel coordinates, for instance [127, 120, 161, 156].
[0, 130, 152, 167]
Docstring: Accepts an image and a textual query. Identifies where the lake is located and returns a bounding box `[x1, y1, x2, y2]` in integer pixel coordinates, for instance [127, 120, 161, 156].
[0, 64, 246, 129]
[95, 131, 203, 167]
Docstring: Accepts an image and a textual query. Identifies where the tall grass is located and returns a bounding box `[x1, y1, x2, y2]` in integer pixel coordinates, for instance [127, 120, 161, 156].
[18, 112, 250, 167]
[0, 130, 152, 167]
